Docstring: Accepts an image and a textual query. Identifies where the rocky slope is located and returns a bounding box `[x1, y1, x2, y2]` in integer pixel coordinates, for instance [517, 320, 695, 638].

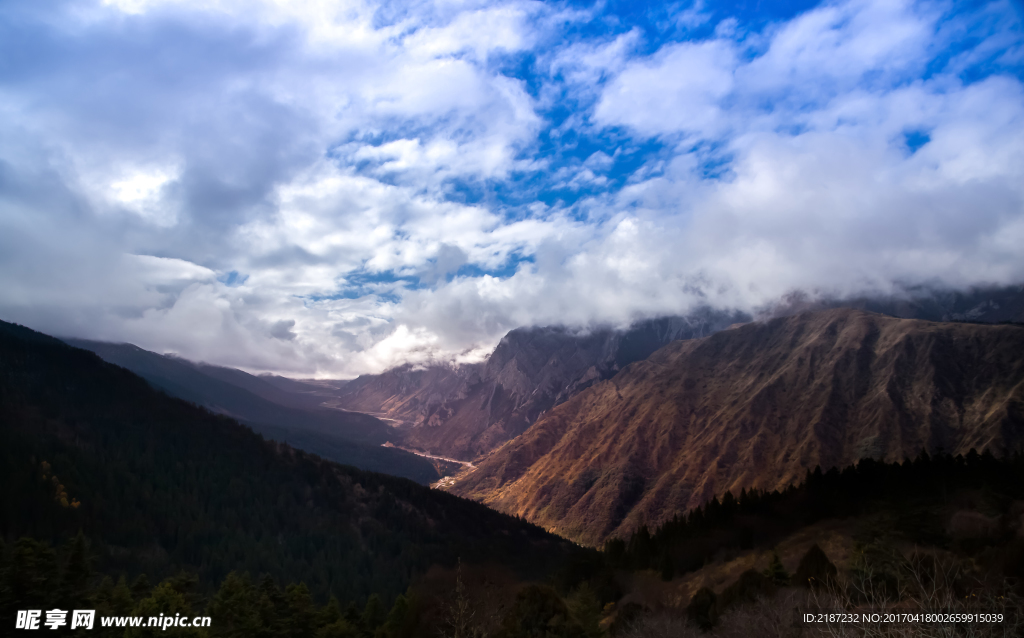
[447, 309, 1024, 545]
[334, 310, 747, 460]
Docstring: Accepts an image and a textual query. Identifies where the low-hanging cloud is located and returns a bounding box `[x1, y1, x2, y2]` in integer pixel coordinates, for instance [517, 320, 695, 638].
[0, 0, 1022, 377]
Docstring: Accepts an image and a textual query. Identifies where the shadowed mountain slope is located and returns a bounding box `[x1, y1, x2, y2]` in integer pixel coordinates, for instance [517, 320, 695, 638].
[448, 309, 1024, 545]
[335, 311, 747, 460]
[0, 320, 578, 601]
[63, 339, 441, 483]
[770, 284, 1024, 324]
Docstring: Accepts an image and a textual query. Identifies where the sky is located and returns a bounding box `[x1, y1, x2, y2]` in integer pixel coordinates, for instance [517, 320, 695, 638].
[0, 0, 1022, 377]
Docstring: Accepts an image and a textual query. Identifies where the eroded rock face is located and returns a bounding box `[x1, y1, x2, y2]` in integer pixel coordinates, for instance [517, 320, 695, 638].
[449, 309, 1024, 545]
[332, 310, 747, 460]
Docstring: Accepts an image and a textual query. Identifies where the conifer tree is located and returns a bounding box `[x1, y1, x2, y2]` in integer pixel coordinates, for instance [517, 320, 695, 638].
[320, 595, 343, 627]
[316, 618, 360, 638]
[376, 594, 411, 638]
[686, 587, 718, 630]
[61, 530, 92, 607]
[110, 575, 136, 616]
[94, 575, 115, 614]
[361, 593, 387, 636]
[8, 537, 58, 611]
[566, 583, 602, 638]
[285, 582, 316, 638]
[128, 580, 203, 638]
[207, 571, 258, 637]
[131, 573, 151, 601]
[256, 574, 287, 638]
[762, 552, 790, 585]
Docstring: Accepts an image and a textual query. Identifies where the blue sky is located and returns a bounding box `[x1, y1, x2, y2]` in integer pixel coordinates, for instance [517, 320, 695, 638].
[0, 0, 1022, 376]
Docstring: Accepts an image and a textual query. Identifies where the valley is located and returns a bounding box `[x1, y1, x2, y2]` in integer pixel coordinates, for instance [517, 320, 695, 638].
[331, 310, 749, 462]
[4, 300, 1024, 637]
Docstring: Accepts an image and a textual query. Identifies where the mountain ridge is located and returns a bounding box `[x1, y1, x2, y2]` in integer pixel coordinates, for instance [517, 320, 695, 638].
[0, 319, 579, 601]
[331, 285, 1024, 464]
[63, 338, 442, 483]
[335, 310, 748, 460]
[447, 308, 1024, 545]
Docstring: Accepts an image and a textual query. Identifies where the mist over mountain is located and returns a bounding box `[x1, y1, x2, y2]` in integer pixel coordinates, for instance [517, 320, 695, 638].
[448, 308, 1024, 545]
[330, 285, 1024, 463]
[763, 284, 1024, 325]
[3, 0, 1024, 634]
[2, 0, 1022, 379]
[335, 309, 748, 460]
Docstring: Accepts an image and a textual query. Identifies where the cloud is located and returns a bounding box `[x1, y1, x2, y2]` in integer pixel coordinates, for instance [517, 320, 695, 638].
[594, 38, 736, 137]
[0, 0, 1022, 377]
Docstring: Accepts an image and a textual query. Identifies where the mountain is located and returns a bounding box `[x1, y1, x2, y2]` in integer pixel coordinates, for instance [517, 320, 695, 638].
[63, 339, 441, 484]
[257, 373, 350, 400]
[327, 362, 481, 427]
[447, 308, 1024, 545]
[0, 320, 579, 602]
[765, 283, 1024, 324]
[335, 310, 748, 461]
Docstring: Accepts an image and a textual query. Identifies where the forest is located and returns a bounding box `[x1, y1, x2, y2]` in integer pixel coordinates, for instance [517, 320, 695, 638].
[4, 319, 1024, 636]
[0, 320, 581, 605]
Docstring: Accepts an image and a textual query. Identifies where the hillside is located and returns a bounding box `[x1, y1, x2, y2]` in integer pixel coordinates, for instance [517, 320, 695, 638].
[448, 309, 1024, 545]
[0, 320, 578, 602]
[65, 339, 441, 483]
[768, 283, 1024, 325]
[336, 311, 746, 461]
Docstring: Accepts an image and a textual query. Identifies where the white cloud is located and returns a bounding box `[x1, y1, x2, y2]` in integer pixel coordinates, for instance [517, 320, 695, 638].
[1, 0, 1022, 378]
[594, 38, 736, 137]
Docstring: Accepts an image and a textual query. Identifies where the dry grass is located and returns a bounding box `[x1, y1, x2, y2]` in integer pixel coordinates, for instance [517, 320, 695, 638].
[615, 550, 1022, 638]
[654, 518, 861, 607]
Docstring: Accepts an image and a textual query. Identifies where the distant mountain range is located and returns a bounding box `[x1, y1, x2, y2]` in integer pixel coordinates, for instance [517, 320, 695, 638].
[332, 285, 1024, 465]
[445, 308, 1024, 544]
[63, 339, 441, 484]
[48, 284, 1024, 545]
[0, 319, 578, 601]
[333, 310, 749, 460]
[767, 284, 1024, 324]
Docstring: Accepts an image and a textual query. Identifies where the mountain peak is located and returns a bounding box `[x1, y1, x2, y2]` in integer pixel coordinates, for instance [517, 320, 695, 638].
[448, 308, 1024, 545]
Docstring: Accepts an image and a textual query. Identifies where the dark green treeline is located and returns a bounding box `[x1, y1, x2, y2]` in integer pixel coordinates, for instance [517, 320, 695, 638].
[606, 449, 1024, 581]
[0, 320, 579, 605]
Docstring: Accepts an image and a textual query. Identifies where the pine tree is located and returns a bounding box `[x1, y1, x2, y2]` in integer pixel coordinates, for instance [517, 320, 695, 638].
[762, 552, 790, 585]
[128, 580, 203, 638]
[111, 575, 136, 616]
[320, 595, 343, 627]
[256, 574, 286, 638]
[361, 594, 387, 636]
[93, 575, 115, 612]
[566, 583, 602, 638]
[686, 587, 718, 630]
[285, 582, 316, 638]
[316, 618, 360, 638]
[795, 544, 837, 589]
[206, 572, 258, 637]
[131, 573, 151, 601]
[376, 594, 411, 638]
[8, 537, 58, 611]
[61, 532, 92, 608]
